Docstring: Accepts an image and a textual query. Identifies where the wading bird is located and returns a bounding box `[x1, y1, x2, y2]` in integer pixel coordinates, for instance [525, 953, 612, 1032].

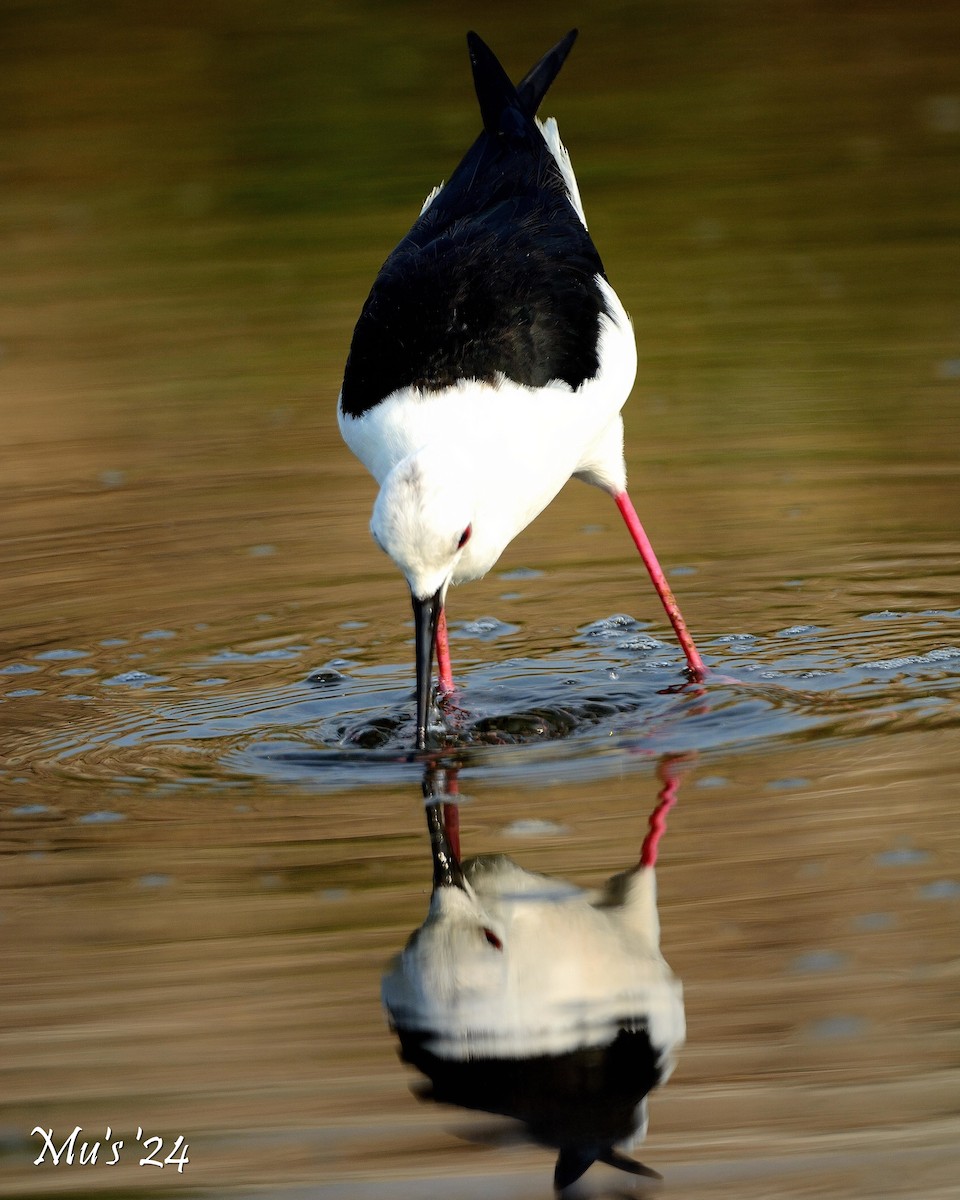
[339, 30, 705, 750]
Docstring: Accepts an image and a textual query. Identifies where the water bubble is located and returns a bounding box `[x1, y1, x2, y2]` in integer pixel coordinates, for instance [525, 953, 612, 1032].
[873, 646, 960, 670]
[619, 635, 662, 652]
[103, 670, 165, 686]
[579, 614, 641, 642]
[306, 667, 350, 688]
[456, 617, 520, 640]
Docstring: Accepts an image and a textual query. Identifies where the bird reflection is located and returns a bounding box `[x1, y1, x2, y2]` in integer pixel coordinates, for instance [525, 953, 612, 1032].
[382, 760, 686, 1193]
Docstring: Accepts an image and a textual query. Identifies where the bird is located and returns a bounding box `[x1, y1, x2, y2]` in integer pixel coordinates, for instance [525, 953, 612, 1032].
[381, 772, 685, 1191]
[338, 29, 706, 750]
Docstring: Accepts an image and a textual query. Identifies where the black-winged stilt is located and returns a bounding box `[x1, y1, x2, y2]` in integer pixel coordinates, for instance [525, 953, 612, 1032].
[339, 30, 706, 750]
[382, 763, 685, 1190]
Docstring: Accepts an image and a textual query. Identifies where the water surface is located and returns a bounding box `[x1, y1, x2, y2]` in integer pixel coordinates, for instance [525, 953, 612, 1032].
[2, 2, 959, 1198]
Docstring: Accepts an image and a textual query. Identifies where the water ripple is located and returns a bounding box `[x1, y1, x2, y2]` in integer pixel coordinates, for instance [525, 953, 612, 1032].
[3, 608, 958, 794]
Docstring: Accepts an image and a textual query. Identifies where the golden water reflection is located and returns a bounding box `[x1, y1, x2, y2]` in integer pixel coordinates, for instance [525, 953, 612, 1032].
[5, 735, 958, 1196]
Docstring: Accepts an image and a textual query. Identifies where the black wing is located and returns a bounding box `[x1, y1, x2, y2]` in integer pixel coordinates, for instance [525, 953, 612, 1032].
[340, 31, 609, 418]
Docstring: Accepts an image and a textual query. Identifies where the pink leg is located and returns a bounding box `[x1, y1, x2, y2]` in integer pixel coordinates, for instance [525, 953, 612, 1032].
[614, 490, 706, 679]
[435, 608, 455, 695]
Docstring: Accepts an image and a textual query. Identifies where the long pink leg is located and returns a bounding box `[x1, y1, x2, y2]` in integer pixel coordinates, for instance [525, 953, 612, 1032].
[435, 608, 455, 695]
[614, 490, 706, 679]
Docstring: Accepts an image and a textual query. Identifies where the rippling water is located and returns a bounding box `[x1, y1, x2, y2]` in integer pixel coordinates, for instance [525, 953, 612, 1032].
[2, 2, 959, 1198]
[6, 604, 960, 793]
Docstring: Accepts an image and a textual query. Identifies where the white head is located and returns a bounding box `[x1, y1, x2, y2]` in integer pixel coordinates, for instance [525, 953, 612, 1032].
[392, 878, 508, 1021]
[370, 447, 483, 601]
[372, 446, 495, 748]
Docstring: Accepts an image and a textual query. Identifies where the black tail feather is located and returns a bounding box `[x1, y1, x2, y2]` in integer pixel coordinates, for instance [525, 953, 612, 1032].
[554, 1145, 663, 1192]
[467, 31, 523, 137]
[599, 1147, 663, 1180]
[467, 30, 578, 137]
[518, 29, 578, 116]
[554, 1147, 597, 1191]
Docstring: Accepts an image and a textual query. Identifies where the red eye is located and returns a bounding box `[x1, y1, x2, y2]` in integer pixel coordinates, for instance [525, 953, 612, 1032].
[482, 927, 502, 950]
[457, 524, 472, 550]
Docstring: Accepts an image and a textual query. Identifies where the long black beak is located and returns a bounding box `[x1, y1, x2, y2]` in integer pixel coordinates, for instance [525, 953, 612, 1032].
[412, 587, 442, 751]
[425, 797, 465, 890]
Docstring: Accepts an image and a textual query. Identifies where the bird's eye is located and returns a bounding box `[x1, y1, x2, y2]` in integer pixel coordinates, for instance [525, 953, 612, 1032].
[457, 524, 472, 550]
[482, 927, 502, 950]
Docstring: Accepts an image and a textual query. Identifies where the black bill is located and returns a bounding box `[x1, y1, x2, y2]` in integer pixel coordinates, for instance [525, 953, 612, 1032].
[412, 587, 442, 751]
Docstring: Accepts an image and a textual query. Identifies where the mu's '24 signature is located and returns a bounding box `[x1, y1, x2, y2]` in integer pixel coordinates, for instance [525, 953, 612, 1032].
[32, 1125, 189, 1171]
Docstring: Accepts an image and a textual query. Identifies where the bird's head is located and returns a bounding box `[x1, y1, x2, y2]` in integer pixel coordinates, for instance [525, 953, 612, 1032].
[382, 807, 507, 1031]
[371, 450, 475, 603]
[371, 449, 477, 748]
